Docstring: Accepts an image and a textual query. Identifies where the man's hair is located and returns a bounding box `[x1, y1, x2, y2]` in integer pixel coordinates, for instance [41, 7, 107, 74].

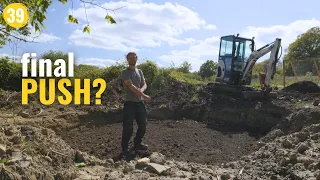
[126, 52, 137, 59]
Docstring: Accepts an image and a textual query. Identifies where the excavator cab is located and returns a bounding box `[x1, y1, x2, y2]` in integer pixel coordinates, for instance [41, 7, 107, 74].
[215, 35, 255, 86]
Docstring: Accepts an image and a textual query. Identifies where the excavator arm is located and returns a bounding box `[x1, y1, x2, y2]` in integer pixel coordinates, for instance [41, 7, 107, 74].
[240, 38, 282, 92]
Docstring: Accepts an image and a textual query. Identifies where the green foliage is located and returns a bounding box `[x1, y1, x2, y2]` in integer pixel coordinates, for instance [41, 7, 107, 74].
[283, 26, 320, 76]
[105, 15, 116, 24]
[199, 60, 217, 78]
[102, 64, 126, 83]
[169, 70, 205, 84]
[252, 60, 283, 78]
[68, 15, 79, 24]
[137, 60, 159, 85]
[74, 64, 104, 80]
[284, 27, 320, 60]
[178, 61, 192, 73]
[0, 56, 23, 91]
[150, 68, 174, 92]
[83, 25, 90, 34]
[0, 0, 117, 47]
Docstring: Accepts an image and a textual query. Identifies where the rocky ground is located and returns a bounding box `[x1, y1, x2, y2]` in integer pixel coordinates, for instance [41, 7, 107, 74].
[0, 80, 319, 179]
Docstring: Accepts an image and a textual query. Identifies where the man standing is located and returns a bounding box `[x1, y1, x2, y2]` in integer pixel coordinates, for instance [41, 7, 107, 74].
[121, 52, 151, 157]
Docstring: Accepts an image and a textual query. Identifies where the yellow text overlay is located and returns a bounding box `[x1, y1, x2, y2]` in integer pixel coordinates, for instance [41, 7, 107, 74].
[22, 78, 107, 105]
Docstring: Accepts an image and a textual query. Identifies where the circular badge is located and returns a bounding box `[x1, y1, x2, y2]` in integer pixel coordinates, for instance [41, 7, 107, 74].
[2, 3, 29, 28]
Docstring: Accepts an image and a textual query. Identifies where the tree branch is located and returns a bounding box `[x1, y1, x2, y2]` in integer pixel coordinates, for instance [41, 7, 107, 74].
[0, 29, 39, 43]
[83, 1, 89, 26]
[79, 0, 131, 11]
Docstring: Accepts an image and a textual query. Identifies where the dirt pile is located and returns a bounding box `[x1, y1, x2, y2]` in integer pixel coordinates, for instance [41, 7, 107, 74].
[230, 123, 320, 179]
[0, 123, 116, 179]
[282, 81, 320, 93]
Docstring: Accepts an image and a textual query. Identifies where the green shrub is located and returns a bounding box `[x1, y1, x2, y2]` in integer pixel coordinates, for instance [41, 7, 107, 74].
[137, 60, 159, 85]
[0, 56, 24, 91]
[102, 64, 126, 83]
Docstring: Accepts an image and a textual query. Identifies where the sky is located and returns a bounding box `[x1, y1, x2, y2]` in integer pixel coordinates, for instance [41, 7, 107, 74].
[1, 0, 320, 71]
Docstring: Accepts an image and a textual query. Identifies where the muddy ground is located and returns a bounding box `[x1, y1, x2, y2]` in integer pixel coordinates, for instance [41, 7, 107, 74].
[0, 80, 319, 179]
[60, 119, 260, 165]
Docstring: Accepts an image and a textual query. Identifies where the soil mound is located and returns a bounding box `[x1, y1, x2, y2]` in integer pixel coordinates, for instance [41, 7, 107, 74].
[282, 81, 320, 93]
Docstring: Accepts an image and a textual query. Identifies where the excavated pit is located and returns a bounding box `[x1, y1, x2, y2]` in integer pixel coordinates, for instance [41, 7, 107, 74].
[57, 81, 319, 165]
[59, 96, 290, 165]
[0, 81, 319, 179]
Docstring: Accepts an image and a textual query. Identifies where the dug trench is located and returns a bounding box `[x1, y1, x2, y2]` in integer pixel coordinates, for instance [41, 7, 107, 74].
[57, 81, 320, 166]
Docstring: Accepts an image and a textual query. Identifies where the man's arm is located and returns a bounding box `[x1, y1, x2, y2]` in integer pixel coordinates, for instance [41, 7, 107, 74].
[140, 80, 147, 92]
[139, 69, 147, 92]
[122, 70, 148, 98]
[123, 80, 146, 98]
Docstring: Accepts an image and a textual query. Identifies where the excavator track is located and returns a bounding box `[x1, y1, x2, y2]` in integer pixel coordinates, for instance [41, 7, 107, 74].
[207, 82, 277, 100]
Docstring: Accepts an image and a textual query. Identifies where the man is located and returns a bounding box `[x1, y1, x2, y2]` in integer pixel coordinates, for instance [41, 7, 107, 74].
[121, 52, 151, 157]
[259, 63, 268, 89]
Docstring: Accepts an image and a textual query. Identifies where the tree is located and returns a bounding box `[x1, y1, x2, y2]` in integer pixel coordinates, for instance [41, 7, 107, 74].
[0, 0, 125, 48]
[178, 61, 192, 73]
[284, 27, 320, 60]
[137, 60, 159, 86]
[283, 26, 320, 76]
[199, 60, 217, 78]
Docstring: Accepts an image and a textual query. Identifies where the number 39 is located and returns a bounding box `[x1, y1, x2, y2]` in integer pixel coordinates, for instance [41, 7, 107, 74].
[6, 7, 24, 23]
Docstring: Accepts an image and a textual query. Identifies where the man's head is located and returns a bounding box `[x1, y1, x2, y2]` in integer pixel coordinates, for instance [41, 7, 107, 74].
[126, 52, 137, 66]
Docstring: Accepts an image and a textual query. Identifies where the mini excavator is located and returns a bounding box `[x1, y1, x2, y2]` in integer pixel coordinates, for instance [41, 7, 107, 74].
[210, 34, 282, 99]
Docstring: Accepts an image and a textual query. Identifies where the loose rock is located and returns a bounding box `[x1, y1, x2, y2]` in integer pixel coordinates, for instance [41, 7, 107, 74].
[150, 152, 166, 165]
[297, 143, 309, 154]
[282, 139, 293, 149]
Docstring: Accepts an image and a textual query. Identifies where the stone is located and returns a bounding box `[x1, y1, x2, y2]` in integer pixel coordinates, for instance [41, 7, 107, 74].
[282, 139, 293, 149]
[313, 99, 320, 106]
[150, 152, 166, 165]
[289, 153, 298, 164]
[107, 158, 114, 164]
[104, 170, 124, 180]
[297, 143, 309, 154]
[314, 170, 320, 180]
[0, 144, 6, 156]
[296, 132, 309, 142]
[5, 127, 14, 136]
[44, 156, 52, 162]
[123, 162, 135, 174]
[297, 157, 314, 167]
[10, 136, 21, 144]
[221, 173, 231, 180]
[41, 129, 48, 135]
[147, 163, 171, 175]
[75, 150, 85, 163]
[309, 124, 320, 133]
[136, 157, 150, 167]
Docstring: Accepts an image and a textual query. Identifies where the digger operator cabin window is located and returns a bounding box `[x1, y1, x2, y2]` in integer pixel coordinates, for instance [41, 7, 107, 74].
[220, 37, 233, 56]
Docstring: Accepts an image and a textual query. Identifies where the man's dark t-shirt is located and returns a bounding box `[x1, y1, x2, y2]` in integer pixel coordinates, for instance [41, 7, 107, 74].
[122, 68, 145, 102]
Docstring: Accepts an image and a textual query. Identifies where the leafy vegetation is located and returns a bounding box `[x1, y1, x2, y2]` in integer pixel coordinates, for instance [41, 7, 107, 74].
[0, 51, 217, 94]
[0, 0, 121, 47]
[199, 60, 217, 78]
[283, 26, 320, 76]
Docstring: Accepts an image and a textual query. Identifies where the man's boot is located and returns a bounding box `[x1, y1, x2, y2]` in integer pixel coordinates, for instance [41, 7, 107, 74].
[134, 137, 148, 151]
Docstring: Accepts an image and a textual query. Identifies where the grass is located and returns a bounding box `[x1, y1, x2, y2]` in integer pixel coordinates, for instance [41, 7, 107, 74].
[169, 70, 215, 85]
[251, 75, 320, 88]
